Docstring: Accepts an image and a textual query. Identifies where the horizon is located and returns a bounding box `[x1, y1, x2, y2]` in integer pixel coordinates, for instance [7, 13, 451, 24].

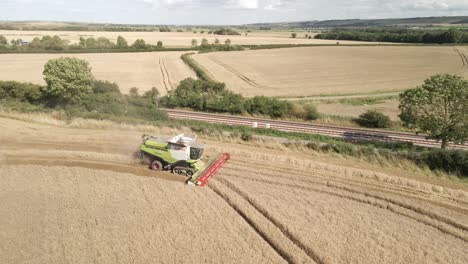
[1, 0, 468, 25]
[2, 15, 468, 27]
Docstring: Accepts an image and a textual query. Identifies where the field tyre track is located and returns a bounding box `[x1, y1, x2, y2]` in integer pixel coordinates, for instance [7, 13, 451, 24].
[213, 177, 326, 264]
[159, 58, 171, 92]
[222, 172, 468, 243]
[208, 182, 300, 264]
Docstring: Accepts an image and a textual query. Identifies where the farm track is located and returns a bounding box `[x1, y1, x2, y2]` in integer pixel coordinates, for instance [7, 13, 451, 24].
[216, 168, 468, 243]
[209, 57, 262, 88]
[454, 47, 468, 68]
[159, 58, 172, 92]
[164, 108, 468, 149]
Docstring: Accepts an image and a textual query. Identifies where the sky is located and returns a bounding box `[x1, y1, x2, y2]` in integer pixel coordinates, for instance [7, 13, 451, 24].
[1, 0, 468, 25]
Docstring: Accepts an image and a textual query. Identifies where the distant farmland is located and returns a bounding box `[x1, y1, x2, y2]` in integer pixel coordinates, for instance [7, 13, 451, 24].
[0, 52, 195, 95]
[0, 30, 384, 47]
[192, 46, 468, 97]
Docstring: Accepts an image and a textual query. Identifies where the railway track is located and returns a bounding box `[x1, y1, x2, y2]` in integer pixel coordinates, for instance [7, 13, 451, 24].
[164, 109, 468, 149]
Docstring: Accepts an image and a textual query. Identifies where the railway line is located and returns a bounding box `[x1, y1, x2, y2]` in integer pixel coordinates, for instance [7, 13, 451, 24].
[164, 109, 468, 149]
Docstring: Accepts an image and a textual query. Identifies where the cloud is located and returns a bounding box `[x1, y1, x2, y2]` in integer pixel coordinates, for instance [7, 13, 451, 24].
[238, 0, 258, 9]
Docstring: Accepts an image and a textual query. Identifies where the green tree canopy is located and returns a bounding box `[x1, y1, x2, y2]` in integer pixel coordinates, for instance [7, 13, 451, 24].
[43, 57, 94, 104]
[399, 74, 468, 148]
[0, 35, 7, 45]
[132, 39, 147, 49]
[116, 36, 128, 48]
[191, 39, 198, 47]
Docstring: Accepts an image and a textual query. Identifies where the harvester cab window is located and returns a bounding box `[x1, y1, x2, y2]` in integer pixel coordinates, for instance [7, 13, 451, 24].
[190, 147, 203, 160]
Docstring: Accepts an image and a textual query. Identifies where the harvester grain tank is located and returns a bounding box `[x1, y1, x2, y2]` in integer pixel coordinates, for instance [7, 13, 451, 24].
[138, 134, 229, 186]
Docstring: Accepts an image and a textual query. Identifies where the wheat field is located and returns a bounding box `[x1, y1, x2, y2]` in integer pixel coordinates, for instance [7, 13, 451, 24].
[0, 52, 195, 95]
[192, 46, 468, 97]
[0, 113, 467, 263]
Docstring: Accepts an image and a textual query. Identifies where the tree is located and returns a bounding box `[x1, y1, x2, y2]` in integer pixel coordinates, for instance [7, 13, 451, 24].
[157, 41, 163, 48]
[79, 36, 86, 47]
[85, 37, 98, 48]
[201, 38, 209, 46]
[214, 38, 220, 44]
[116, 36, 128, 48]
[291, 33, 297, 38]
[129, 87, 139, 96]
[399, 74, 468, 148]
[97, 37, 113, 48]
[191, 39, 198, 47]
[356, 110, 391, 128]
[43, 57, 94, 104]
[0, 35, 7, 45]
[132, 39, 147, 49]
[224, 39, 231, 45]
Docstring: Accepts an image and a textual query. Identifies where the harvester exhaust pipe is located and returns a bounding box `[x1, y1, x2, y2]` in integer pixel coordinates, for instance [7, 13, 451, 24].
[187, 153, 230, 187]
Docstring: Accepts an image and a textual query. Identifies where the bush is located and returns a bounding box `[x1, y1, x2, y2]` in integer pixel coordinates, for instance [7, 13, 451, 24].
[355, 110, 391, 128]
[244, 96, 291, 118]
[0, 81, 43, 103]
[240, 131, 253, 141]
[213, 28, 241, 35]
[93, 80, 120, 94]
[304, 104, 320, 121]
[409, 149, 468, 177]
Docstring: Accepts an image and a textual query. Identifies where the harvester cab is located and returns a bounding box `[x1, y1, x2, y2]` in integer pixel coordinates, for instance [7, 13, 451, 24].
[138, 134, 229, 186]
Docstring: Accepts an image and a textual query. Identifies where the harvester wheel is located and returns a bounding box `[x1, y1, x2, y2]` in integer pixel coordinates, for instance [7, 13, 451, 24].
[151, 160, 163, 171]
[173, 168, 183, 175]
[186, 170, 194, 177]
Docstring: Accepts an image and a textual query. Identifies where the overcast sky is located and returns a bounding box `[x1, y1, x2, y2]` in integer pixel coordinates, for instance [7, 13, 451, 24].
[1, 0, 468, 25]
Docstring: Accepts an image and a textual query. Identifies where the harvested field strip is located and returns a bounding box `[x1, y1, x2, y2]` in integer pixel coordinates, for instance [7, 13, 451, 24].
[212, 177, 325, 264]
[2, 156, 186, 183]
[227, 159, 468, 210]
[218, 172, 468, 243]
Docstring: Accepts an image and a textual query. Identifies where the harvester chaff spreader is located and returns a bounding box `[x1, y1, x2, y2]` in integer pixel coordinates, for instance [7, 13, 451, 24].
[138, 134, 229, 186]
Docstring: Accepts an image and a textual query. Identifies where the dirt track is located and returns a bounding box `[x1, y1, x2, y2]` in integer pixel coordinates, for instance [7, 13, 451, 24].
[0, 115, 467, 263]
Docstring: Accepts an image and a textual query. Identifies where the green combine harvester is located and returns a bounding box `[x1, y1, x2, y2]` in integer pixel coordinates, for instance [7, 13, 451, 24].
[138, 134, 230, 186]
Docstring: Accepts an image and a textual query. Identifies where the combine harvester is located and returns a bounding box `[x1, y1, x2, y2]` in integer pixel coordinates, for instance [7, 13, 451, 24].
[138, 134, 230, 186]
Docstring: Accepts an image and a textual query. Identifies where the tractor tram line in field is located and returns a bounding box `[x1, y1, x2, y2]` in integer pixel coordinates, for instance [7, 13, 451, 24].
[215, 160, 468, 245]
[164, 109, 468, 149]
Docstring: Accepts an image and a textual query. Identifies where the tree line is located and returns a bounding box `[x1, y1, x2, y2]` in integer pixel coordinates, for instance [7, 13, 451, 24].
[0, 35, 164, 51]
[315, 28, 468, 44]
